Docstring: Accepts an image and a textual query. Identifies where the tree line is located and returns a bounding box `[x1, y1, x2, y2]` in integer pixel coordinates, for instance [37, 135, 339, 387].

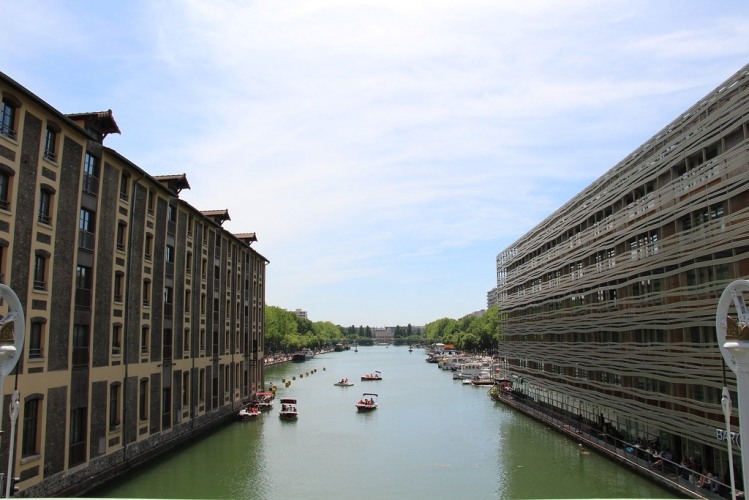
[263, 305, 501, 354]
[263, 306, 424, 353]
[422, 306, 502, 352]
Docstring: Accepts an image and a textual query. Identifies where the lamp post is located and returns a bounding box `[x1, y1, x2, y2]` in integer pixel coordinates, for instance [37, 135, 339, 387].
[0, 285, 25, 498]
[716, 279, 749, 498]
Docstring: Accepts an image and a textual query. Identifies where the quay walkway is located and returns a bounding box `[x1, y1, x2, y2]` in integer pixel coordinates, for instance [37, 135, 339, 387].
[492, 388, 733, 500]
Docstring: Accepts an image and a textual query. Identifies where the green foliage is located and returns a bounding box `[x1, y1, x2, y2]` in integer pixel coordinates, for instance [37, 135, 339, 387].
[263, 308, 430, 352]
[422, 306, 502, 352]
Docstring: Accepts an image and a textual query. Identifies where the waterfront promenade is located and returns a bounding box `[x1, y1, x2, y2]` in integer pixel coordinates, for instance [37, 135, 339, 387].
[492, 387, 730, 500]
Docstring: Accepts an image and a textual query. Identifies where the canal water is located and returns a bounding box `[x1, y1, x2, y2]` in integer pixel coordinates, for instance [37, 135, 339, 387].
[92, 346, 675, 499]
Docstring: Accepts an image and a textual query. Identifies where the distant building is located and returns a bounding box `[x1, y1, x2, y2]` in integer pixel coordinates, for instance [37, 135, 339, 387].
[292, 308, 308, 319]
[495, 63, 749, 480]
[372, 328, 393, 343]
[0, 71, 268, 496]
[487, 287, 498, 309]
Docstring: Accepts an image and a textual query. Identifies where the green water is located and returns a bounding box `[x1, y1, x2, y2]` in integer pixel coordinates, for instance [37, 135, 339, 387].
[92, 346, 675, 499]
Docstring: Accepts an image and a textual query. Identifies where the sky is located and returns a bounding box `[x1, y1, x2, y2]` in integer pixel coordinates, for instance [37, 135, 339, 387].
[4, 1, 749, 327]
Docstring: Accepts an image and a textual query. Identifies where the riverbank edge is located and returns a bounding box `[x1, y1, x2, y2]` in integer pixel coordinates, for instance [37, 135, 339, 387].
[55, 406, 238, 498]
[75, 353, 327, 497]
[490, 388, 710, 500]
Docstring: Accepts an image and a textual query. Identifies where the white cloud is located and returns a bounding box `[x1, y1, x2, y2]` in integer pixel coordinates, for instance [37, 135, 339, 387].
[6, 0, 749, 325]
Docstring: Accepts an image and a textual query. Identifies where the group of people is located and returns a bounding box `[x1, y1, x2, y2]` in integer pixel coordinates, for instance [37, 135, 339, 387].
[358, 398, 375, 406]
[677, 455, 724, 494]
[634, 439, 726, 495]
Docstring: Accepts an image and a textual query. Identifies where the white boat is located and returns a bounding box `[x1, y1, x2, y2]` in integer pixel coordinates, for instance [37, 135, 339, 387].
[253, 391, 275, 410]
[334, 378, 354, 387]
[279, 398, 299, 420]
[237, 405, 261, 420]
[356, 393, 378, 411]
[453, 362, 489, 380]
[468, 369, 494, 386]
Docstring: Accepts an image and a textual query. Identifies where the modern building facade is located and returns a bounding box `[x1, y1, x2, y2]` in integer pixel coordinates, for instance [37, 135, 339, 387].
[495, 63, 749, 483]
[0, 72, 268, 497]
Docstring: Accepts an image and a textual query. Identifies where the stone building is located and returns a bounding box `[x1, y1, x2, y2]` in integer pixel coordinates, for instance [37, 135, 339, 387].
[0, 71, 268, 497]
[495, 63, 749, 481]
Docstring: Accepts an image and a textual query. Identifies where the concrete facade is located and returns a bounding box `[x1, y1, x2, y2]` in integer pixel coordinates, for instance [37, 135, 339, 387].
[495, 63, 749, 485]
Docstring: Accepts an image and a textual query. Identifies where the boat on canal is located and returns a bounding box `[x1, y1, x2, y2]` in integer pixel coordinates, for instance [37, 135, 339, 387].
[356, 393, 378, 411]
[361, 371, 382, 381]
[292, 348, 315, 362]
[279, 398, 299, 420]
[334, 378, 354, 387]
[237, 405, 261, 420]
[253, 391, 275, 410]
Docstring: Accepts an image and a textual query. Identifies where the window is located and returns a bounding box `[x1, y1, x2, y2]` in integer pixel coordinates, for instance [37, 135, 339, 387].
[29, 321, 44, 358]
[183, 328, 190, 355]
[38, 187, 53, 224]
[79, 208, 95, 251]
[0, 170, 10, 210]
[182, 371, 190, 407]
[145, 233, 153, 261]
[33, 254, 47, 291]
[141, 326, 149, 354]
[109, 383, 121, 430]
[22, 397, 40, 457]
[44, 125, 58, 161]
[164, 286, 173, 304]
[139, 378, 149, 421]
[186, 252, 192, 274]
[143, 279, 151, 306]
[185, 290, 191, 313]
[0, 97, 18, 140]
[163, 328, 173, 359]
[75, 265, 92, 309]
[166, 244, 174, 263]
[82, 153, 99, 195]
[199, 329, 206, 353]
[162, 387, 171, 429]
[112, 324, 122, 355]
[199, 369, 205, 403]
[119, 172, 129, 201]
[147, 190, 155, 215]
[116, 222, 127, 251]
[69, 407, 87, 466]
[114, 272, 124, 302]
[168, 204, 176, 222]
[72, 324, 89, 368]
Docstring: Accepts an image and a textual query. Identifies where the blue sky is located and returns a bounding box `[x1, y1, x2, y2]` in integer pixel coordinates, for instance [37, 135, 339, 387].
[4, 1, 749, 327]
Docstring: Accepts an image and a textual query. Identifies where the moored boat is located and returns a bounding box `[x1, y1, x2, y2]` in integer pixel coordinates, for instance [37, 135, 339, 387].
[237, 405, 261, 420]
[356, 393, 378, 411]
[291, 348, 315, 362]
[253, 391, 275, 410]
